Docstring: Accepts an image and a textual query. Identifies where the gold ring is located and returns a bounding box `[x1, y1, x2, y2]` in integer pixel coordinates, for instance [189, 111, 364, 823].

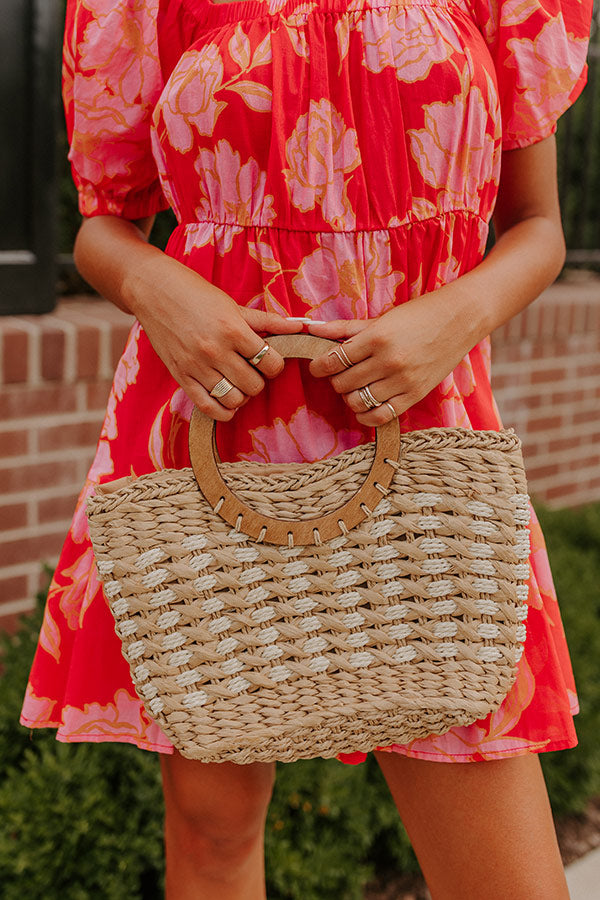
[384, 401, 398, 419]
[333, 343, 354, 369]
[358, 386, 382, 410]
[248, 343, 270, 367]
[209, 377, 235, 399]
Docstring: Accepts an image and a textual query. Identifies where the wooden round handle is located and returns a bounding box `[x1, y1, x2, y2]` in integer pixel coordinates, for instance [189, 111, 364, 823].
[188, 334, 400, 545]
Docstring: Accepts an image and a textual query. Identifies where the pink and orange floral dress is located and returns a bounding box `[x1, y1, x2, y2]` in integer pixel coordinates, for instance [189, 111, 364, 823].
[21, 0, 591, 762]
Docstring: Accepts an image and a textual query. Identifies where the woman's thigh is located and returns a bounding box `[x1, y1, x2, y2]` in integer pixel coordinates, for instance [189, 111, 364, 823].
[374, 750, 569, 900]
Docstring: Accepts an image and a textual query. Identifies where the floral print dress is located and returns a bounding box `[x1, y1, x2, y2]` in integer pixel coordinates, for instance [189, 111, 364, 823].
[21, 0, 591, 762]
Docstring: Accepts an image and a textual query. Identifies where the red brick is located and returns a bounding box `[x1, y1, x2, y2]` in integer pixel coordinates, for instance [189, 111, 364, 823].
[37, 492, 79, 525]
[544, 482, 580, 501]
[573, 409, 600, 425]
[41, 327, 66, 381]
[2, 327, 29, 384]
[76, 326, 100, 379]
[530, 367, 566, 385]
[0, 385, 78, 422]
[86, 381, 112, 411]
[0, 502, 28, 531]
[0, 530, 67, 568]
[37, 420, 101, 453]
[548, 436, 585, 453]
[111, 326, 132, 368]
[0, 611, 34, 635]
[577, 362, 600, 379]
[526, 415, 563, 434]
[0, 459, 83, 495]
[0, 429, 29, 458]
[527, 463, 561, 482]
[569, 455, 600, 472]
[551, 388, 585, 406]
[0, 574, 28, 603]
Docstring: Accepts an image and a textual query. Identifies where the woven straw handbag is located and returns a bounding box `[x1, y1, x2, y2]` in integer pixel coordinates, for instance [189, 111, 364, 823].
[86, 334, 530, 764]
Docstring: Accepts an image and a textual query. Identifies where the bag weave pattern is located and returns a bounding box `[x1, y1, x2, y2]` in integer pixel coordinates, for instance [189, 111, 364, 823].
[87, 428, 530, 764]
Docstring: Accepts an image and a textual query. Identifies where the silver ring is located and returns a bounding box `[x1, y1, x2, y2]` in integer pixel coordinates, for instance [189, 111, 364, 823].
[330, 343, 353, 369]
[384, 401, 398, 419]
[209, 377, 235, 399]
[358, 386, 382, 410]
[248, 343, 270, 367]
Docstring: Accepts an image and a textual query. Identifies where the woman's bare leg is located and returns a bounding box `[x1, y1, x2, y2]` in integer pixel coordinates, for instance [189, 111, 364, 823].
[160, 751, 275, 900]
[375, 751, 569, 900]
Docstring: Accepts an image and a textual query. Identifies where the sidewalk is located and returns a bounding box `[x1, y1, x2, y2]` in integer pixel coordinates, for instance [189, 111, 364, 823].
[566, 847, 600, 899]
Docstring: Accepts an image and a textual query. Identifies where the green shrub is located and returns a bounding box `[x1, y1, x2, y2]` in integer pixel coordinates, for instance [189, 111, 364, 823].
[1, 503, 599, 896]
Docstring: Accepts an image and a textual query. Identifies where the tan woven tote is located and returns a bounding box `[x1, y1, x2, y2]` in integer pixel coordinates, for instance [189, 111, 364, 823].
[86, 334, 531, 764]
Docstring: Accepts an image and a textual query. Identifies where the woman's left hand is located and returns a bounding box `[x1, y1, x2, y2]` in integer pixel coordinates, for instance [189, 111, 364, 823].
[308, 287, 476, 425]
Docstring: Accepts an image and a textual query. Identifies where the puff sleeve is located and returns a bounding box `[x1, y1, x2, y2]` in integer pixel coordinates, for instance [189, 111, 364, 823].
[63, 0, 168, 218]
[466, 0, 593, 149]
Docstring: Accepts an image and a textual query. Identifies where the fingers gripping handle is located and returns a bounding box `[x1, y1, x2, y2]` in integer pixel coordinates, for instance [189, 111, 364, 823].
[188, 334, 400, 545]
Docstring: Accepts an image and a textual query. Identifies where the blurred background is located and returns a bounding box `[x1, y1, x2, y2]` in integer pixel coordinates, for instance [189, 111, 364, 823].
[0, 2, 599, 898]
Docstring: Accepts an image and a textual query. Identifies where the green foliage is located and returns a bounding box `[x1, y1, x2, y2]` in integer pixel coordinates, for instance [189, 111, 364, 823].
[1, 503, 599, 896]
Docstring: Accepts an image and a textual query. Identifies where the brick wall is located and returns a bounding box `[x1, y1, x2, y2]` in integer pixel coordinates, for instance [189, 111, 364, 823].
[0, 283, 599, 630]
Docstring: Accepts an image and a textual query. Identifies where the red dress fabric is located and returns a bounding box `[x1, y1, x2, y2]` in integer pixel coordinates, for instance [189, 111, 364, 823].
[22, 0, 591, 762]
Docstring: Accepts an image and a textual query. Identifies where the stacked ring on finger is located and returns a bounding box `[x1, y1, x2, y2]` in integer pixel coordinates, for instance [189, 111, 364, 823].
[329, 343, 353, 370]
[209, 377, 235, 399]
[358, 385, 382, 410]
[247, 343, 270, 367]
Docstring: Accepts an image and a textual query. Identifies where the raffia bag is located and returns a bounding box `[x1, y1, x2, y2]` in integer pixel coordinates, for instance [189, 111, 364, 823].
[86, 334, 530, 764]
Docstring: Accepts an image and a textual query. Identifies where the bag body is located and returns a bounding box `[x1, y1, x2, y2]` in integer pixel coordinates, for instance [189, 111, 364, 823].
[86, 337, 530, 764]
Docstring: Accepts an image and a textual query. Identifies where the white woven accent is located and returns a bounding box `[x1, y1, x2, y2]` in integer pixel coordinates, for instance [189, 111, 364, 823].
[169, 650, 192, 666]
[104, 580, 122, 598]
[181, 535, 207, 551]
[516, 584, 529, 601]
[194, 574, 217, 592]
[371, 545, 399, 561]
[303, 636, 328, 654]
[300, 616, 322, 632]
[157, 610, 181, 629]
[251, 606, 275, 623]
[373, 498, 392, 516]
[281, 546, 303, 558]
[470, 559, 496, 576]
[110, 598, 129, 616]
[370, 518, 395, 537]
[308, 656, 330, 672]
[282, 560, 310, 576]
[149, 588, 177, 608]
[426, 579, 454, 597]
[228, 529, 250, 543]
[515, 605, 529, 621]
[343, 612, 365, 628]
[394, 646, 417, 663]
[245, 586, 270, 604]
[294, 597, 317, 613]
[471, 521, 499, 537]
[475, 598, 500, 615]
[208, 616, 232, 635]
[239, 567, 267, 585]
[513, 507, 530, 525]
[201, 597, 224, 614]
[175, 669, 200, 687]
[389, 623, 412, 640]
[288, 576, 312, 593]
[515, 644, 525, 662]
[126, 640, 145, 660]
[96, 560, 114, 576]
[141, 569, 168, 589]
[261, 645, 283, 660]
[510, 493, 530, 509]
[413, 492, 443, 507]
[259, 626, 279, 644]
[162, 632, 186, 650]
[135, 548, 166, 569]
[338, 590, 361, 607]
[189, 552, 214, 571]
[377, 562, 401, 579]
[514, 529, 531, 558]
[216, 637, 239, 655]
[327, 550, 354, 568]
[233, 546, 260, 563]
[134, 664, 150, 682]
[270, 665, 292, 682]
[516, 624, 527, 642]
[221, 657, 244, 675]
[229, 676, 251, 694]
[333, 570, 361, 589]
[419, 538, 448, 554]
[118, 620, 138, 637]
[346, 632, 369, 647]
[422, 558, 451, 575]
[437, 642, 458, 658]
[477, 623, 500, 639]
[328, 535, 348, 550]
[513, 563, 530, 580]
[139, 683, 158, 699]
[468, 542, 494, 558]
[466, 501, 494, 517]
[478, 646, 502, 663]
[149, 697, 165, 715]
[348, 651, 374, 668]
[431, 599, 457, 615]
[472, 578, 499, 594]
[417, 515, 442, 530]
[434, 622, 458, 638]
[384, 604, 408, 620]
[181, 690, 208, 708]
[381, 580, 406, 598]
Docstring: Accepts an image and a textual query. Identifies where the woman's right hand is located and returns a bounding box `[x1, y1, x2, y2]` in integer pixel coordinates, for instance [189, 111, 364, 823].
[74, 215, 302, 420]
